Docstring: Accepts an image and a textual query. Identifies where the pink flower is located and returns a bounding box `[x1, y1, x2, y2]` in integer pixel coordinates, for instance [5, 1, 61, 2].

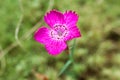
[34, 10, 81, 56]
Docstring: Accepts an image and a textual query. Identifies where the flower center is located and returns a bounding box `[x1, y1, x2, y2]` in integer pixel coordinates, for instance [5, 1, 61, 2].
[50, 24, 68, 40]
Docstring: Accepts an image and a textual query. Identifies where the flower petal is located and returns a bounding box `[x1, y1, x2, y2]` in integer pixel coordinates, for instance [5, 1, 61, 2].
[64, 26, 81, 41]
[44, 10, 64, 28]
[34, 27, 67, 56]
[64, 11, 79, 28]
[45, 40, 67, 56]
[34, 27, 51, 45]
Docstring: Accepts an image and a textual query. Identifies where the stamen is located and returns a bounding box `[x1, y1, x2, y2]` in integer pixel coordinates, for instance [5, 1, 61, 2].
[50, 24, 68, 40]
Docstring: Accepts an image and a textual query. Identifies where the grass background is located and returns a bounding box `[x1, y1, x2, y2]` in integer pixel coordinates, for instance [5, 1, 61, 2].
[0, 0, 120, 80]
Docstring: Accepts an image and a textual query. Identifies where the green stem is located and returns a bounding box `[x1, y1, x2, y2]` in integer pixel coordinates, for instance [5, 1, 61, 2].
[58, 60, 72, 76]
[58, 39, 76, 76]
[69, 39, 76, 62]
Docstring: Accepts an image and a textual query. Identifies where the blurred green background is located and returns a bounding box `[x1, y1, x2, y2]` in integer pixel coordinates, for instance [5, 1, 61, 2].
[0, 0, 120, 80]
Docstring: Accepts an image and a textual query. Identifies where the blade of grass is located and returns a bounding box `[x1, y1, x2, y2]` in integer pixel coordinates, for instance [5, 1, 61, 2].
[0, 0, 54, 61]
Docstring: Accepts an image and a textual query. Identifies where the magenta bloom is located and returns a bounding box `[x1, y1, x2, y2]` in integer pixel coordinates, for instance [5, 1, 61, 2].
[34, 10, 81, 56]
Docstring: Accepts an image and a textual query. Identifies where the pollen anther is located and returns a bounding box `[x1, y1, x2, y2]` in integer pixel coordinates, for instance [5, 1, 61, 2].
[50, 24, 68, 40]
